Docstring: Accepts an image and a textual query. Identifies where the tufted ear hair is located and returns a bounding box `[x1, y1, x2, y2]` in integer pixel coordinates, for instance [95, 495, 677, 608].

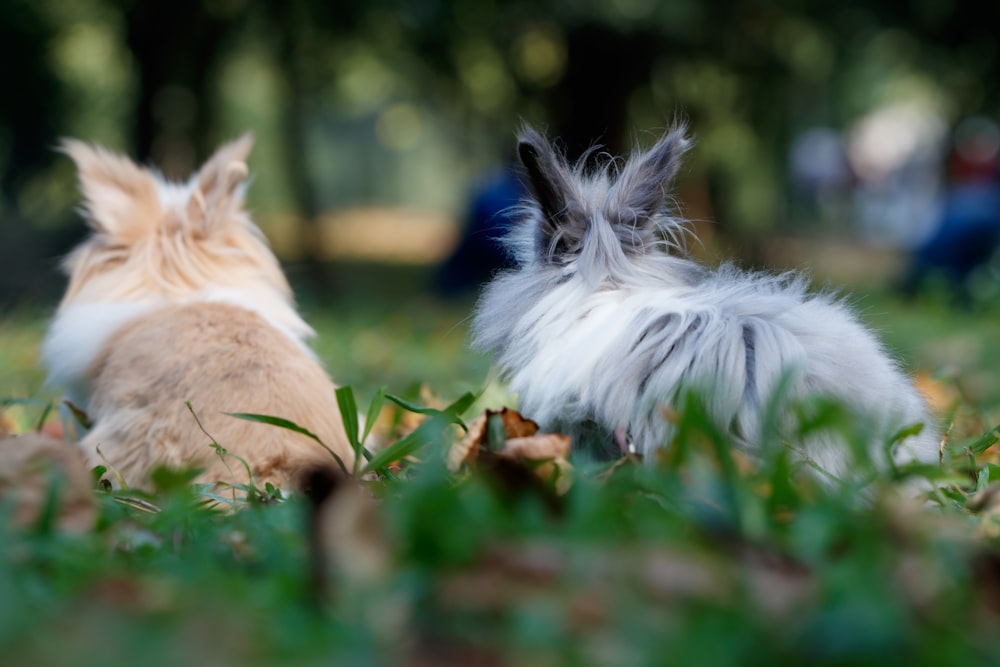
[517, 126, 576, 227]
[59, 139, 160, 243]
[186, 133, 254, 236]
[612, 123, 691, 222]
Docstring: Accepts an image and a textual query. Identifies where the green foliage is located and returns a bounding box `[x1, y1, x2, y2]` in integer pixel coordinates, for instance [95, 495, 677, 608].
[3, 291, 1000, 664]
[360, 392, 472, 477]
[225, 409, 350, 476]
[2, 382, 1000, 666]
[0, 397, 52, 432]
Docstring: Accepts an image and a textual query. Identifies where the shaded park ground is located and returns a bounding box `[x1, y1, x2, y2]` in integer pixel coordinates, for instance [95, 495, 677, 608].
[3, 0, 1000, 660]
[3, 241, 1000, 663]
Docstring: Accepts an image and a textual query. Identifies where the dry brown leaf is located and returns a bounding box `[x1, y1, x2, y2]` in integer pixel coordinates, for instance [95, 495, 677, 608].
[732, 449, 758, 477]
[496, 434, 573, 495]
[448, 412, 488, 473]
[913, 371, 961, 414]
[436, 539, 817, 631]
[0, 433, 96, 532]
[660, 404, 682, 425]
[448, 408, 546, 473]
[494, 408, 539, 439]
[499, 434, 571, 462]
[447, 408, 573, 494]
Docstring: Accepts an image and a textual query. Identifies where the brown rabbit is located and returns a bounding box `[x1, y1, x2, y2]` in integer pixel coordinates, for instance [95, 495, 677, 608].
[41, 135, 353, 491]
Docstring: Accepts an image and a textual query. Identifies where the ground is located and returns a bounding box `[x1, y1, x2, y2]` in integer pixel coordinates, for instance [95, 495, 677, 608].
[2, 260, 1000, 665]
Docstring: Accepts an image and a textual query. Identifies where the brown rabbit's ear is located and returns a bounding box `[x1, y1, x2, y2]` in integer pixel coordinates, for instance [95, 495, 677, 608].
[60, 139, 160, 243]
[612, 123, 691, 222]
[187, 133, 254, 235]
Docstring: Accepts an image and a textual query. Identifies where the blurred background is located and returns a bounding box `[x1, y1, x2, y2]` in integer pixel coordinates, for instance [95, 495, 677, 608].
[2, 0, 1000, 410]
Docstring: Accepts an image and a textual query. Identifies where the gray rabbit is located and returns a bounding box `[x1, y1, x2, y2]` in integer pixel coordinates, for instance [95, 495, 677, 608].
[472, 124, 940, 482]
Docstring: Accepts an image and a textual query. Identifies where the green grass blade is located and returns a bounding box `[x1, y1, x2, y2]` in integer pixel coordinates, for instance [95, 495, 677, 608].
[362, 386, 387, 444]
[225, 412, 323, 441]
[335, 386, 360, 449]
[362, 436, 422, 476]
[362, 410, 458, 476]
[965, 424, 1000, 457]
[1, 397, 54, 433]
[384, 391, 476, 433]
[1, 397, 51, 409]
[384, 393, 444, 416]
[335, 386, 367, 476]
[225, 411, 348, 475]
[33, 401, 53, 433]
[977, 465, 990, 493]
[441, 391, 477, 432]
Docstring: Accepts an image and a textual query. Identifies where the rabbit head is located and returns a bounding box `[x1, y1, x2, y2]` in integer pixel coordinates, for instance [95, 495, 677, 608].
[43, 135, 316, 399]
[512, 124, 693, 283]
[56, 135, 308, 335]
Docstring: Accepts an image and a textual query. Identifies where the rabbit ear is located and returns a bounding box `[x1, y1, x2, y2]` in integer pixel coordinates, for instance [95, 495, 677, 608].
[60, 139, 160, 243]
[613, 124, 691, 221]
[187, 133, 254, 235]
[517, 127, 574, 227]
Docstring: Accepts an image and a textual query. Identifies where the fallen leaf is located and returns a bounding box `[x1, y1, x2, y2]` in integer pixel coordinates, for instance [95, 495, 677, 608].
[448, 408, 544, 473]
[448, 408, 573, 494]
[0, 433, 96, 532]
[499, 434, 571, 461]
[913, 371, 961, 414]
[448, 412, 487, 473]
[493, 408, 540, 440]
[495, 434, 573, 495]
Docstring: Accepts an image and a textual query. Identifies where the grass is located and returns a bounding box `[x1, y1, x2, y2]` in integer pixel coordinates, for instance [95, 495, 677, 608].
[3, 269, 1000, 665]
[0, 309, 49, 403]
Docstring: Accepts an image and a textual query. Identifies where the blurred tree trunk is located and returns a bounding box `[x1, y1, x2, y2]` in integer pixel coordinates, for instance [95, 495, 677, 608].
[0, 0, 71, 303]
[124, 1, 234, 175]
[546, 24, 659, 162]
[261, 1, 362, 291]
[265, 1, 330, 290]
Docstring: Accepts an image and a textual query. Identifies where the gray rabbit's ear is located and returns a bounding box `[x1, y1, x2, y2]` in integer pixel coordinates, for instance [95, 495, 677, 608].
[517, 127, 573, 225]
[614, 124, 691, 220]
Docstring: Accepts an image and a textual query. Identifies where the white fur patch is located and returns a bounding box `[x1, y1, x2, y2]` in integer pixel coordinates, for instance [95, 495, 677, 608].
[154, 177, 195, 210]
[42, 287, 317, 404]
[41, 301, 159, 402]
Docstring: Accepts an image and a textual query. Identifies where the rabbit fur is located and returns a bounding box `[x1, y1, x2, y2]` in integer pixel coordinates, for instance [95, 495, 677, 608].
[42, 135, 352, 491]
[472, 124, 940, 481]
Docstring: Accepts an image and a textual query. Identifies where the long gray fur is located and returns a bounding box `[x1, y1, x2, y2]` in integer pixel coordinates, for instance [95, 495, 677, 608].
[472, 124, 940, 480]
